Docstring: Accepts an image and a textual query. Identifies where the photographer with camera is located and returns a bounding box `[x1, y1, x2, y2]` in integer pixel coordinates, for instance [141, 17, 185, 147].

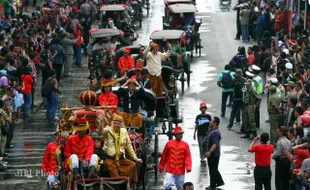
[249, 132, 274, 190]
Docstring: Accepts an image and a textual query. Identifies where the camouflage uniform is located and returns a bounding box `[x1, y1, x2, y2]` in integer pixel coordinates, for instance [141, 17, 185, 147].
[268, 86, 281, 146]
[242, 80, 261, 138]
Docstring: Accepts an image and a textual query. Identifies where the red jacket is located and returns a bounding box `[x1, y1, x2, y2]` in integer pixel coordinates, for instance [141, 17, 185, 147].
[98, 92, 118, 113]
[159, 139, 192, 175]
[64, 135, 94, 170]
[118, 56, 134, 74]
[42, 141, 59, 175]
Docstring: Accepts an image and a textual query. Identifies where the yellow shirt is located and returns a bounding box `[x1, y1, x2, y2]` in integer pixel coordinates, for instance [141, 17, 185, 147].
[102, 127, 137, 161]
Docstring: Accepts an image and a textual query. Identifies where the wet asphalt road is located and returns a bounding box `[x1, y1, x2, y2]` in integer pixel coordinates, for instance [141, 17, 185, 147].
[0, 0, 275, 189]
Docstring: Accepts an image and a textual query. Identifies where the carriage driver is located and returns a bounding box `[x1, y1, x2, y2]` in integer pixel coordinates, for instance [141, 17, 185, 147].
[102, 115, 142, 185]
[117, 78, 145, 128]
[64, 118, 99, 180]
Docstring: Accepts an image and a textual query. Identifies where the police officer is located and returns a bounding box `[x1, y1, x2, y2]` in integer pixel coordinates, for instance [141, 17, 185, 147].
[241, 79, 261, 139]
[249, 65, 263, 129]
[268, 85, 281, 146]
[238, 71, 255, 134]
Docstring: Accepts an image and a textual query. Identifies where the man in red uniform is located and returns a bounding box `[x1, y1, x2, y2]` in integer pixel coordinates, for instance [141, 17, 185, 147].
[98, 79, 118, 113]
[42, 134, 62, 188]
[159, 126, 192, 190]
[64, 118, 99, 179]
[118, 47, 134, 75]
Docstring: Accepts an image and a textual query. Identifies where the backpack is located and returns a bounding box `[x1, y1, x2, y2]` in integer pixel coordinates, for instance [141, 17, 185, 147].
[41, 78, 54, 98]
[221, 72, 233, 89]
[233, 77, 244, 97]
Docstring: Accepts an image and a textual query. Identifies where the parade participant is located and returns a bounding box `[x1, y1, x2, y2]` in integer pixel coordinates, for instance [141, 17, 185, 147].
[272, 126, 292, 190]
[137, 68, 152, 90]
[193, 102, 211, 162]
[64, 118, 99, 179]
[117, 78, 145, 128]
[241, 79, 261, 139]
[217, 64, 235, 118]
[118, 47, 134, 75]
[98, 78, 118, 113]
[134, 63, 143, 79]
[159, 126, 192, 190]
[102, 115, 142, 184]
[268, 86, 281, 146]
[144, 42, 171, 97]
[249, 133, 274, 190]
[135, 46, 146, 65]
[227, 69, 245, 129]
[42, 134, 62, 188]
[91, 134, 106, 176]
[204, 116, 225, 189]
[249, 65, 263, 129]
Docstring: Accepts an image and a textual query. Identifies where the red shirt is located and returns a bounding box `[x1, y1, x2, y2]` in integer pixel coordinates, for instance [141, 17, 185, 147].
[21, 74, 33, 94]
[118, 56, 134, 74]
[159, 139, 192, 175]
[73, 29, 83, 46]
[294, 149, 310, 169]
[42, 141, 59, 175]
[247, 54, 255, 66]
[98, 92, 118, 113]
[64, 134, 94, 171]
[250, 144, 274, 166]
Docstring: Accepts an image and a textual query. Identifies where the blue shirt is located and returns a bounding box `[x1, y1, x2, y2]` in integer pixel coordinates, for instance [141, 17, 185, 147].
[51, 44, 64, 64]
[203, 127, 221, 157]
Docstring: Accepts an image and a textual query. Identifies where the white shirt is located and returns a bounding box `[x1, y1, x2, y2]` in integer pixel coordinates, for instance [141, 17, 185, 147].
[143, 47, 171, 76]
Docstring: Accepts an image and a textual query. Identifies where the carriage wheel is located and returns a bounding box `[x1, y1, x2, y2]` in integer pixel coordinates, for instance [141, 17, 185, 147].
[168, 121, 173, 140]
[162, 121, 166, 134]
[142, 152, 148, 190]
[181, 73, 185, 94]
[187, 71, 190, 87]
[139, 14, 142, 28]
[146, 0, 150, 17]
[154, 132, 159, 182]
[199, 38, 202, 57]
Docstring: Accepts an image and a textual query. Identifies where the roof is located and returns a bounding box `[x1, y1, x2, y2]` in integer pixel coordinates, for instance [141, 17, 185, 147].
[165, 0, 192, 4]
[168, 3, 197, 13]
[91, 29, 120, 38]
[100, 4, 127, 11]
[150, 30, 184, 40]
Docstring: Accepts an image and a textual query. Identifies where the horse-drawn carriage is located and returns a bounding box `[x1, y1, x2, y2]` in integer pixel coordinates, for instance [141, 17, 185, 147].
[100, 4, 140, 38]
[162, 3, 202, 57]
[48, 89, 160, 190]
[88, 28, 124, 90]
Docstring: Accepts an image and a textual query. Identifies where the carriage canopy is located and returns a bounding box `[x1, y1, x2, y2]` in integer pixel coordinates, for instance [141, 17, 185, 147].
[90, 29, 121, 38]
[100, 4, 128, 12]
[150, 30, 185, 40]
[168, 3, 197, 13]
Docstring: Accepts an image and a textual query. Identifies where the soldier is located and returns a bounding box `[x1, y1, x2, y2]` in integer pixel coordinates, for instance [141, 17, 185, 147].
[249, 65, 263, 129]
[241, 79, 261, 139]
[268, 86, 281, 146]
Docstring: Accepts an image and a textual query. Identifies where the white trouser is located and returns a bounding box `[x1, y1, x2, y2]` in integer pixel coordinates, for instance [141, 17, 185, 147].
[68, 154, 99, 170]
[47, 175, 57, 186]
[163, 172, 185, 190]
